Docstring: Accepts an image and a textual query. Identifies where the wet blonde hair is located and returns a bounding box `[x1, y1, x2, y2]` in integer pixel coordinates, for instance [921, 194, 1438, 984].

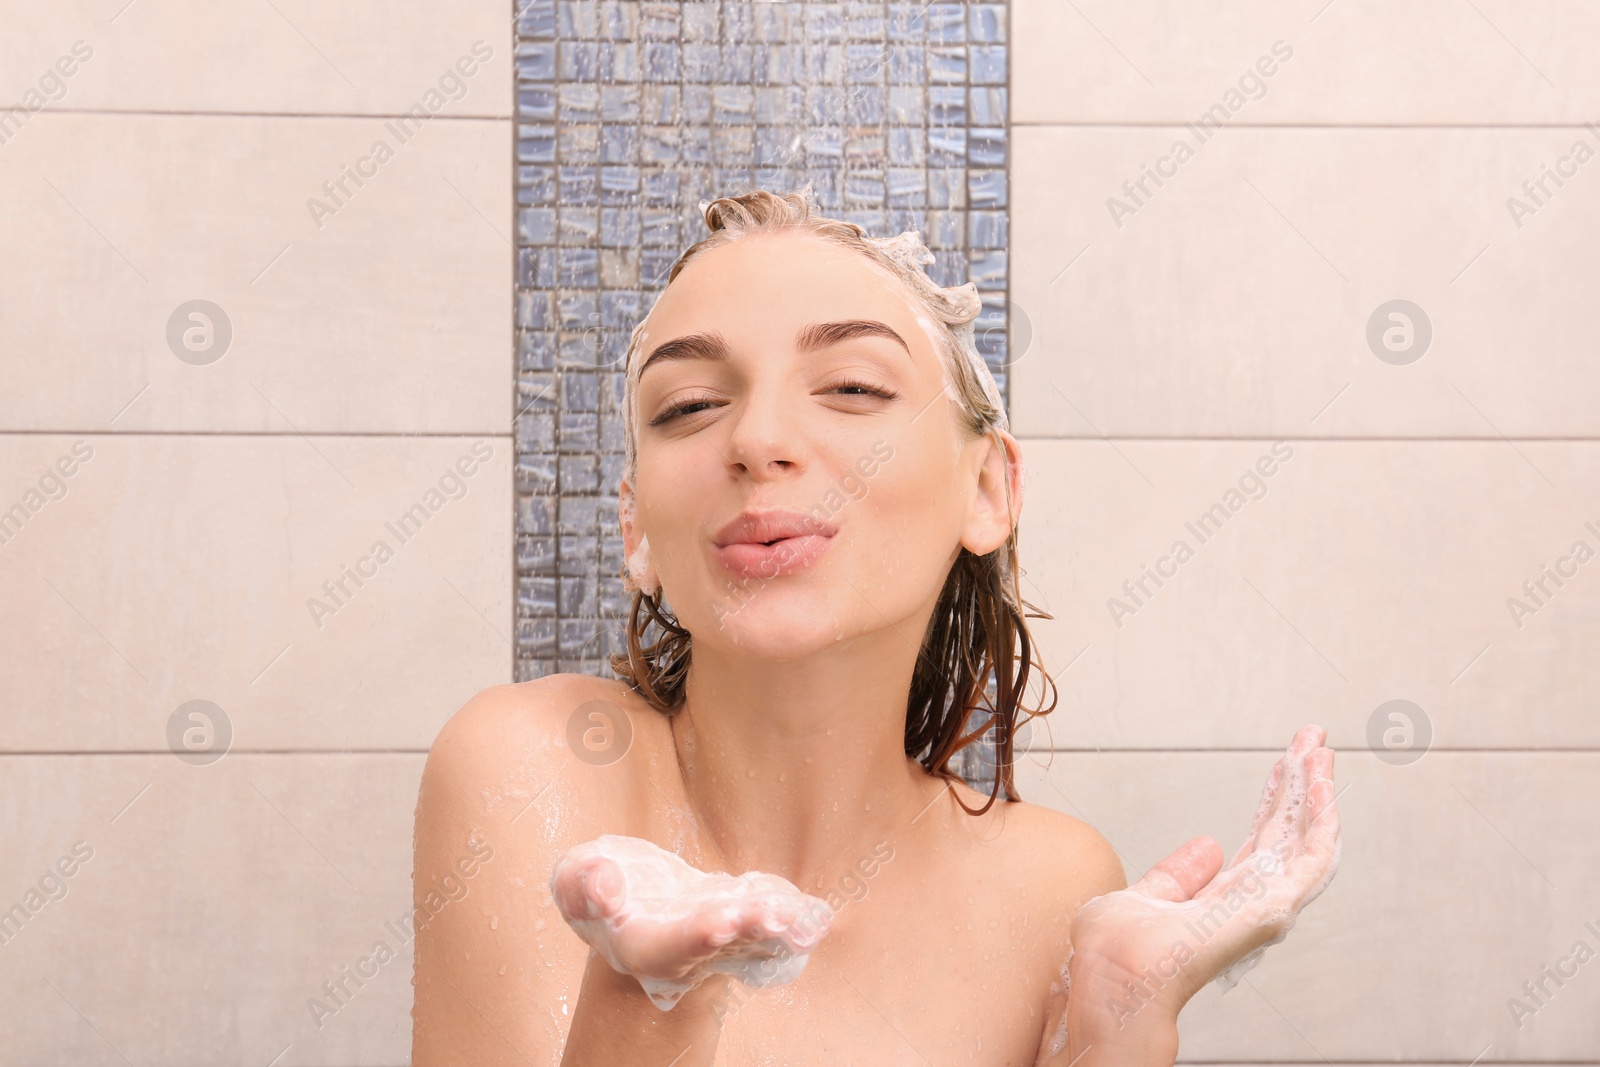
[609, 188, 1055, 814]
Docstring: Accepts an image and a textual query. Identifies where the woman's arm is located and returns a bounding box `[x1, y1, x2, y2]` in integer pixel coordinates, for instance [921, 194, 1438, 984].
[411, 679, 732, 1066]
[1043, 725, 1342, 1066]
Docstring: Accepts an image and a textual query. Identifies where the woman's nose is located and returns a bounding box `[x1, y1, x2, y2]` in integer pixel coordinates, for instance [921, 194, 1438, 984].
[722, 385, 802, 481]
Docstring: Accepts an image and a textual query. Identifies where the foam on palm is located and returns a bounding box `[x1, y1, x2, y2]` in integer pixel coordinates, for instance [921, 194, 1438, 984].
[552, 834, 832, 1011]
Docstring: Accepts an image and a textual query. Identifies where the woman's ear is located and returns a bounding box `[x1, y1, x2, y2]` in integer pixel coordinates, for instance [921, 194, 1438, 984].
[618, 478, 660, 596]
[959, 429, 1024, 557]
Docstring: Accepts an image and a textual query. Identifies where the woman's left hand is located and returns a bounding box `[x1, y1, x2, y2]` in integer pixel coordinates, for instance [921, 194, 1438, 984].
[1062, 725, 1342, 1052]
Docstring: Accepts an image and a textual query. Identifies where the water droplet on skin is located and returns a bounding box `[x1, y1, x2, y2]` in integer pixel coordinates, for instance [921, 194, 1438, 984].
[778, 772, 786, 782]
[490, 916, 499, 929]
[498, 965, 507, 975]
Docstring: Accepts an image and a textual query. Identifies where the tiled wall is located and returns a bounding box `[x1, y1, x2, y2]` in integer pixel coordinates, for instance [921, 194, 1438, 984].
[1010, 0, 1600, 1061]
[511, 0, 1013, 680]
[1, 3, 514, 1062]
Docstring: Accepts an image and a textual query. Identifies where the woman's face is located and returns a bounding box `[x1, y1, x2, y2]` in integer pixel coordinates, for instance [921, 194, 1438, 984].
[623, 229, 1019, 660]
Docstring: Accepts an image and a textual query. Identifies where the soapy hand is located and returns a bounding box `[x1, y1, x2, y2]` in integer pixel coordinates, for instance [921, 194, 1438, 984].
[550, 834, 835, 1010]
[1066, 726, 1342, 1035]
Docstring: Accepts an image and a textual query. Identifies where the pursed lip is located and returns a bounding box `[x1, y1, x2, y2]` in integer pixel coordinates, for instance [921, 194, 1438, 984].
[711, 509, 839, 579]
[713, 509, 838, 547]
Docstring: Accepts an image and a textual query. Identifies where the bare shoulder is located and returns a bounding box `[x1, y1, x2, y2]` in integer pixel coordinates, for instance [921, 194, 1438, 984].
[425, 672, 637, 761]
[416, 673, 669, 845]
[988, 791, 1129, 910]
[412, 674, 663, 1065]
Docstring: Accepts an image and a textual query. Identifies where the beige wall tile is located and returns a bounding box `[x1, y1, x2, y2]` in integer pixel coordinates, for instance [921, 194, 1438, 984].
[0, 753, 425, 1063]
[1014, 0, 1597, 125]
[1013, 439, 1600, 751]
[1011, 125, 1600, 438]
[7, 751, 1592, 1063]
[0, 434, 512, 752]
[1015, 751, 1600, 1062]
[0, 112, 511, 434]
[2, 2, 510, 117]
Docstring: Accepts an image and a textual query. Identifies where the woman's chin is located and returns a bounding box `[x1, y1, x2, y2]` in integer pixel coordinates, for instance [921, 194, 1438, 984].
[686, 591, 859, 659]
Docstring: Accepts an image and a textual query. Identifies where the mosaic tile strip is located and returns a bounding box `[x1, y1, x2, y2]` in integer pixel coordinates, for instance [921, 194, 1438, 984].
[513, 1, 1011, 685]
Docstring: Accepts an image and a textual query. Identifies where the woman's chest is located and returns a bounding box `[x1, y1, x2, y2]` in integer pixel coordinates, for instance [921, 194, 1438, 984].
[702, 882, 1061, 1067]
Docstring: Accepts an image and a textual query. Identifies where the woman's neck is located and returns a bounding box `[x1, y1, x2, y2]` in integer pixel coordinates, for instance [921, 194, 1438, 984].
[670, 633, 946, 892]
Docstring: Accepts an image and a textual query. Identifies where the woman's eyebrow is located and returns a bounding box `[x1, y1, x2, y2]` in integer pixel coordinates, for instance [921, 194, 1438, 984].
[638, 332, 731, 378]
[797, 319, 911, 359]
[638, 319, 911, 379]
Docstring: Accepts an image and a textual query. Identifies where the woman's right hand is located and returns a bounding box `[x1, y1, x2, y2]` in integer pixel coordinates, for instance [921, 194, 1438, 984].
[550, 834, 835, 1010]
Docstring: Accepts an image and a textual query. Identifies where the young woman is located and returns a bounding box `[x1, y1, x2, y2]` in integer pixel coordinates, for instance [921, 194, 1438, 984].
[411, 189, 1341, 1066]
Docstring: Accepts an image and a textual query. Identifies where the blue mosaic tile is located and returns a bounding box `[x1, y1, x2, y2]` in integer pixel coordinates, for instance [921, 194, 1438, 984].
[682, 85, 714, 124]
[929, 86, 965, 125]
[969, 126, 1006, 166]
[713, 84, 756, 125]
[887, 44, 925, 84]
[559, 165, 598, 203]
[805, 4, 845, 42]
[681, 2, 719, 42]
[519, 42, 557, 81]
[928, 127, 966, 165]
[517, 453, 557, 494]
[969, 4, 1006, 43]
[559, 207, 599, 242]
[561, 41, 600, 80]
[519, 490, 555, 536]
[970, 45, 1007, 85]
[970, 86, 1007, 126]
[968, 169, 1007, 208]
[927, 45, 966, 84]
[926, 210, 963, 248]
[752, 4, 792, 42]
[683, 43, 721, 82]
[601, 164, 641, 201]
[520, 330, 557, 371]
[516, 0, 557, 39]
[803, 43, 846, 81]
[558, 2, 598, 39]
[882, 86, 918, 125]
[888, 126, 926, 166]
[847, 4, 886, 40]
[519, 207, 557, 245]
[520, 165, 557, 204]
[968, 248, 1007, 287]
[520, 575, 557, 616]
[559, 494, 600, 536]
[520, 86, 557, 121]
[969, 210, 1009, 249]
[929, 3, 967, 42]
[887, 3, 927, 40]
[521, 412, 560, 454]
[518, 125, 557, 163]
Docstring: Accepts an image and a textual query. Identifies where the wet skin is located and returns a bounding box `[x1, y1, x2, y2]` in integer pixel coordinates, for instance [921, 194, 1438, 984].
[411, 231, 1341, 1065]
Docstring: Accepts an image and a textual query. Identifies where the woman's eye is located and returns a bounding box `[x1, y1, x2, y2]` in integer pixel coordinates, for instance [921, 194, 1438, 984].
[829, 379, 898, 400]
[649, 394, 719, 426]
